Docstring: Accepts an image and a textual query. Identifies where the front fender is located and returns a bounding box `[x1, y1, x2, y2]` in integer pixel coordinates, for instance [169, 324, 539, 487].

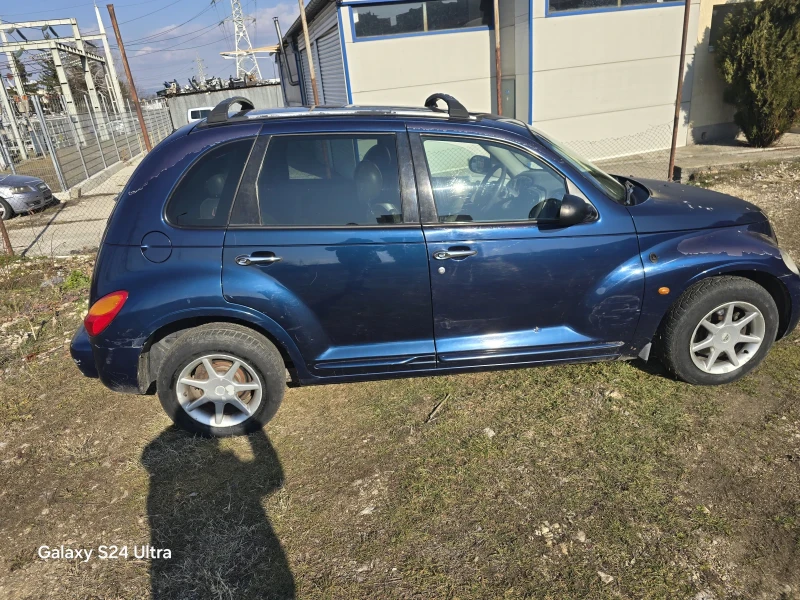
[631, 224, 798, 351]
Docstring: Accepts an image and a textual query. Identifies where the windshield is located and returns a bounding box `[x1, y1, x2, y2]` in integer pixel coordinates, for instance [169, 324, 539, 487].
[528, 126, 627, 204]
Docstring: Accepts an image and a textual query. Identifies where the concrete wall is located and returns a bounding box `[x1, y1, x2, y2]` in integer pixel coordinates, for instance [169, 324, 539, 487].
[340, 5, 493, 111]
[167, 84, 284, 128]
[293, 0, 748, 159]
[530, 0, 700, 159]
[686, 0, 745, 143]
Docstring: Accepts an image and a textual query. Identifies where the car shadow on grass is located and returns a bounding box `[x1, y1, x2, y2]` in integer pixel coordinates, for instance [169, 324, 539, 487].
[141, 427, 295, 599]
[629, 356, 673, 379]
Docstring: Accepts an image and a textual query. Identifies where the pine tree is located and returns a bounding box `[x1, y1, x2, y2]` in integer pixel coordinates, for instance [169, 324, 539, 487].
[10, 55, 39, 96]
[715, 0, 800, 147]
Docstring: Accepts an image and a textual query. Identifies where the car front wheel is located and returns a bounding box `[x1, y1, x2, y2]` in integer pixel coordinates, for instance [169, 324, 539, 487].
[658, 276, 779, 385]
[0, 198, 15, 221]
[157, 323, 286, 436]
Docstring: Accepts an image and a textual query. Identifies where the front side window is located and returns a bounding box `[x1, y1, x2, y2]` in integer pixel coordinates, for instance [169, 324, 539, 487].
[421, 136, 567, 223]
[166, 139, 253, 227]
[548, 0, 680, 14]
[528, 126, 626, 204]
[257, 134, 403, 226]
[353, 0, 491, 39]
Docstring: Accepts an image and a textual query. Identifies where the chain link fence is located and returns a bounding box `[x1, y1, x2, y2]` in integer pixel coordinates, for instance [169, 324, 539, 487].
[0, 97, 173, 257]
[560, 122, 674, 181]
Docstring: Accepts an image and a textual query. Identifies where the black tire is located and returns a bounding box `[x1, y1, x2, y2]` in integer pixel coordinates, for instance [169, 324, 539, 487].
[657, 276, 779, 385]
[157, 323, 286, 437]
[0, 198, 14, 221]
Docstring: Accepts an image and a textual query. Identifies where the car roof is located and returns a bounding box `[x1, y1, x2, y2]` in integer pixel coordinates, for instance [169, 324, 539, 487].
[194, 97, 530, 138]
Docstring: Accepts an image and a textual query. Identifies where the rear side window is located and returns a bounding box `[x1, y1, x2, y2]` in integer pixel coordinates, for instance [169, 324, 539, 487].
[257, 134, 403, 226]
[166, 139, 253, 227]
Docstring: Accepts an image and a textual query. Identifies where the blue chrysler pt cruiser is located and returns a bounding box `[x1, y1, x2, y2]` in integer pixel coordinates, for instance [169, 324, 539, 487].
[71, 95, 800, 436]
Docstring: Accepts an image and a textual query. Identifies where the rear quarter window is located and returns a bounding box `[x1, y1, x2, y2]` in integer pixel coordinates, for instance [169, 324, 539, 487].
[165, 139, 254, 228]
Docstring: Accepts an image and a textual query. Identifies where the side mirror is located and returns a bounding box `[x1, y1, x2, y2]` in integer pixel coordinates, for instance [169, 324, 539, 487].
[468, 155, 492, 175]
[559, 194, 592, 227]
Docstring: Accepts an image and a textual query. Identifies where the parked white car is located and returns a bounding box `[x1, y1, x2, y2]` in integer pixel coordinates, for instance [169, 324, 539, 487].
[187, 107, 214, 123]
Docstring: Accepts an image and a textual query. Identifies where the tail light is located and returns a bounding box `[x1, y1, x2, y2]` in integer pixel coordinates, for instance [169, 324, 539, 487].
[84, 291, 128, 336]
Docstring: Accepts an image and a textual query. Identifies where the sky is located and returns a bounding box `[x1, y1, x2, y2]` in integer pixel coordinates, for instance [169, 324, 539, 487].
[0, 0, 300, 94]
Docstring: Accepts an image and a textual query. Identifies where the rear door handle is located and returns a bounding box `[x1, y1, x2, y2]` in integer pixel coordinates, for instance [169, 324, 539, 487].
[235, 254, 282, 266]
[432, 249, 477, 260]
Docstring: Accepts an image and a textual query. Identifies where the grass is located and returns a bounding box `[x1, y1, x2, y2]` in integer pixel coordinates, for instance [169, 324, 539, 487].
[1, 162, 800, 598]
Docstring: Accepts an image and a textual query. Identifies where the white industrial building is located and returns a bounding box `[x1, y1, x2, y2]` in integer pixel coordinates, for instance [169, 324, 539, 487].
[276, 0, 743, 159]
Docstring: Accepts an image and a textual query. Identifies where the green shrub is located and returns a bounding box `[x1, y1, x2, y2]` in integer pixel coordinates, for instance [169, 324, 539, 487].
[715, 0, 800, 147]
[63, 269, 91, 291]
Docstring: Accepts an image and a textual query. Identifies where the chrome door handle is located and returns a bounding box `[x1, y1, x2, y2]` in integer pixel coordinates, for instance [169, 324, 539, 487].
[432, 249, 477, 260]
[235, 254, 282, 266]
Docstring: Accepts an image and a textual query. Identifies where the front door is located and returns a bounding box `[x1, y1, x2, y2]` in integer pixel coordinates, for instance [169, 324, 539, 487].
[222, 121, 435, 379]
[409, 128, 644, 368]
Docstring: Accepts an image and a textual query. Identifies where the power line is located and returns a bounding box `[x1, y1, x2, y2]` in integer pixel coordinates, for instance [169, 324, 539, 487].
[0, 0, 168, 18]
[127, 21, 222, 47]
[121, 1, 217, 44]
[118, 0, 187, 25]
[128, 34, 227, 58]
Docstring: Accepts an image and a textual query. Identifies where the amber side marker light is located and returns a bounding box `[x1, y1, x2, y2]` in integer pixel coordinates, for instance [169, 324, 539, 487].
[85, 291, 129, 337]
[658, 287, 670, 295]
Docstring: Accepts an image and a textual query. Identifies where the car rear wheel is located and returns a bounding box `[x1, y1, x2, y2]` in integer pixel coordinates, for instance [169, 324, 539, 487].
[658, 276, 779, 385]
[157, 323, 285, 436]
[0, 198, 14, 221]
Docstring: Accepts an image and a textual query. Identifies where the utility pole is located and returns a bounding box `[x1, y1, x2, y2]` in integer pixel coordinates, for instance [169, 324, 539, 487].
[668, 0, 691, 181]
[493, 0, 501, 116]
[297, 0, 319, 105]
[94, 3, 125, 114]
[230, 0, 261, 79]
[107, 4, 151, 151]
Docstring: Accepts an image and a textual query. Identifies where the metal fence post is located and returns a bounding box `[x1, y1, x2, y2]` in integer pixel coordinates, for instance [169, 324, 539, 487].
[31, 96, 68, 192]
[122, 109, 134, 160]
[66, 115, 90, 180]
[127, 98, 145, 155]
[86, 94, 107, 169]
[101, 95, 122, 163]
[0, 134, 16, 174]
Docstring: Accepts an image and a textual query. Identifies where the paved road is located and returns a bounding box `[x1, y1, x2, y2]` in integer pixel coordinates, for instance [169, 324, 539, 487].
[6, 161, 140, 257]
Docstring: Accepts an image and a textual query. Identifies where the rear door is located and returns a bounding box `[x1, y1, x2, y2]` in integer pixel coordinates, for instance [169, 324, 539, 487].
[222, 118, 435, 379]
[408, 123, 644, 368]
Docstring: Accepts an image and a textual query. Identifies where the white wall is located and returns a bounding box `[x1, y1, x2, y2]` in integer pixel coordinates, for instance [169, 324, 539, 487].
[530, 0, 700, 158]
[341, 5, 493, 112]
[686, 0, 746, 143]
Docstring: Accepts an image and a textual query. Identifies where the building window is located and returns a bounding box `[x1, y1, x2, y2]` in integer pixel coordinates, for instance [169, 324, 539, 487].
[352, 0, 492, 39]
[548, 0, 681, 15]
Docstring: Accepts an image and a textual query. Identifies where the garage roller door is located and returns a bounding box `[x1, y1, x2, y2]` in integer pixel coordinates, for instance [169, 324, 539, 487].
[316, 28, 347, 105]
[299, 49, 314, 105]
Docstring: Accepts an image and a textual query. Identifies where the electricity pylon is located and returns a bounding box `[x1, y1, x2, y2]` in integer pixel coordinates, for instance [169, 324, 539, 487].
[194, 54, 207, 81]
[230, 0, 261, 79]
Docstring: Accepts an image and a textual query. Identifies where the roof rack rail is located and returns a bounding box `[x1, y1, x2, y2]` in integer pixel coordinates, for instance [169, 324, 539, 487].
[207, 96, 255, 125]
[424, 93, 469, 119]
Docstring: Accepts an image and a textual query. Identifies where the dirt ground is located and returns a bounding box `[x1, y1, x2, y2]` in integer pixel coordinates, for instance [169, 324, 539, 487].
[1, 160, 800, 600]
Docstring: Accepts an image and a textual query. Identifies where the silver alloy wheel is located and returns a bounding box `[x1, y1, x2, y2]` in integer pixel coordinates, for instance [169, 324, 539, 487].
[689, 301, 766, 375]
[175, 353, 263, 428]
